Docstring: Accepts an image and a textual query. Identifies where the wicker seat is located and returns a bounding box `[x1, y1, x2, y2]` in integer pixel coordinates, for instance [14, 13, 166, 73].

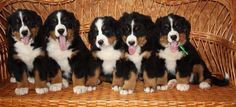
[0, 0, 236, 106]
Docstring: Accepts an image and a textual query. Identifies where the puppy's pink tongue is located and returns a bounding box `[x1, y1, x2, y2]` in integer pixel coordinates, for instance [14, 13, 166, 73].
[128, 46, 136, 55]
[170, 42, 178, 52]
[59, 36, 67, 51]
[21, 36, 30, 45]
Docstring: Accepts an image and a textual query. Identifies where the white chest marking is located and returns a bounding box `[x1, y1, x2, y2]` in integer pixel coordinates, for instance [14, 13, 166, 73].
[159, 47, 183, 75]
[47, 38, 72, 73]
[96, 46, 122, 75]
[14, 41, 41, 71]
[127, 46, 143, 73]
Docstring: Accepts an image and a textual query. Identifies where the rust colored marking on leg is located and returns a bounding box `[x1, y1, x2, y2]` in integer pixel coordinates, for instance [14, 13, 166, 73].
[143, 71, 156, 89]
[122, 71, 137, 90]
[157, 71, 168, 85]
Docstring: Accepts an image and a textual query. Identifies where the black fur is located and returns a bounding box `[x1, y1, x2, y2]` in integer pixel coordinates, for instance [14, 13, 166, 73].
[6, 9, 43, 82]
[42, 9, 90, 83]
[154, 13, 229, 86]
[118, 12, 155, 80]
[88, 16, 122, 83]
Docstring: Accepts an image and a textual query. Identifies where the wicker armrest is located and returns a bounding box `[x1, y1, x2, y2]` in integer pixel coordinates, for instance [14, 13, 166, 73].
[0, 0, 9, 83]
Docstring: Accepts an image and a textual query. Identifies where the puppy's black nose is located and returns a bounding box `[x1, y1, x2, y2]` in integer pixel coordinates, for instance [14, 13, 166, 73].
[98, 40, 104, 46]
[21, 30, 28, 36]
[58, 29, 65, 35]
[170, 35, 177, 41]
[128, 41, 135, 46]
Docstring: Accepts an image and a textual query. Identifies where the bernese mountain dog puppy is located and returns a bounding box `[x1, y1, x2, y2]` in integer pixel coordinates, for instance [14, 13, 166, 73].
[86, 16, 124, 92]
[6, 9, 48, 95]
[154, 13, 229, 91]
[118, 12, 156, 94]
[43, 9, 90, 94]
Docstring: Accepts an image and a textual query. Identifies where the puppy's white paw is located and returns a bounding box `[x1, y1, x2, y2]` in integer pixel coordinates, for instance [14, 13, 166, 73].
[49, 83, 62, 92]
[120, 89, 133, 95]
[62, 79, 69, 88]
[87, 86, 96, 92]
[112, 86, 122, 91]
[176, 84, 190, 91]
[46, 82, 51, 87]
[35, 87, 48, 94]
[199, 82, 211, 89]
[144, 87, 154, 93]
[10, 77, 16, 83]
[15, 87, 29, 95]
[167, 79, 177, 89]
[73, 86, 87, 94]
[28, 77, 35, 84]
[157, 85, 168, 91]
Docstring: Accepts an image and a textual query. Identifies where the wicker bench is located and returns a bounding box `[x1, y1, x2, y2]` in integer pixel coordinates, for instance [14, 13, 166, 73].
[0, 0, 236, 106]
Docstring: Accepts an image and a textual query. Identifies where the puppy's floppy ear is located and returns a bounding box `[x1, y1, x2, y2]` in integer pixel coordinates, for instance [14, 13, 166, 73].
[6, 24, 12, 43]
[142, 15, 154, 30]
[182, 17, 191, 38]
[32, 11, 42, 27]
[114, 21, 124, 50]
[88, 18, 99, 50]
[142, 15, 155, 39]
[6, 16, 14, 43]
[88, 18, 97, 45]
[154, 17, 163, 36]
[68, 12, 80, 30]
[106, 16, 120, 38]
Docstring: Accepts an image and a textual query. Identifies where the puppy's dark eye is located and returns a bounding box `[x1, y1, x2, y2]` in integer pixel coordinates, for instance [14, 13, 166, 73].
[52, 18, 57, 23]
[94, 27, 98, 32]
[175, 24, 181, 30]
[163, 24, 169, 30]
[23, 17, 28, 21]
[62, 17, 68, 22]
[102, 25, 106, 31]
[125, 25, 130, 32]
[134, 26, 139, 31]
[16, 18, 20, 24]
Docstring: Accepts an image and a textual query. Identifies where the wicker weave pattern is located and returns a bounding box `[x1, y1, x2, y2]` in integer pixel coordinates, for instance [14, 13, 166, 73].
[0, 0, 235, 85]
[1, 81, 236, 106]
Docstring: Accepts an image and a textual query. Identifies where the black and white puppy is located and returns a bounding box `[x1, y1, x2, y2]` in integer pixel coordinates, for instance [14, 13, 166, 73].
[154, 13, 229, 91]
[43, 9, 90, 94]
[118, 12, 156, 94]
[6, 9, 48, 95]
[87, 16, 124, 92]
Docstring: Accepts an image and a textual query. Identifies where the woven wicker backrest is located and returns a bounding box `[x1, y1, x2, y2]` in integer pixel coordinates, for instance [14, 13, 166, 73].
[0, 0, 235, 85]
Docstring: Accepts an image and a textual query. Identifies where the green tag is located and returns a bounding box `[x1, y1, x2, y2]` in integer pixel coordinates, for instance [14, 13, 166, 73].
[179, 44, 188, 55]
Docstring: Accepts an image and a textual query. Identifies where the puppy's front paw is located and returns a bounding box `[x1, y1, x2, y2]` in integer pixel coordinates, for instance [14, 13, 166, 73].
[176, 84, 190, 91]
[35, 87, 48, 94]
[120, 89, 133, 95]
[112, 85, 122, 91]
[156, 85, 168, 91]
[199, 82, 211, 89]
[167, 79, 177, 89]
[144, 87, 154, 93]
[15, 87, 29, 95]
[49, 83, 62, 92]
[10, 77, 16, 83]
[28, 77, 35, 84]
[87, 86, 96, 92]
[73, 86, 87, 94]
